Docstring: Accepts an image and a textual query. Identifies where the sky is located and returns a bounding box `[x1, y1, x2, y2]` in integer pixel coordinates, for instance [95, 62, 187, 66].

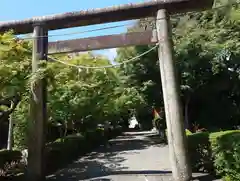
[0, 0, 144, 61]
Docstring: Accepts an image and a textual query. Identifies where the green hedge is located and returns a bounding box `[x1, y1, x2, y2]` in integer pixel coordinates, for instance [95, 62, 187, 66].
[210, 131, 240, 181]
[0, 127, 122, 179]
[188, 130, 240, 181]
[45, 133, 86, 173]
[188, 132, 213, 172]
[45, 127, 122, 174]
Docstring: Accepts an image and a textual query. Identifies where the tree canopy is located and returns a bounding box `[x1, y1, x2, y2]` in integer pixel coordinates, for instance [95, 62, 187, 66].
[0, 0, 239, 149]
[116, 0, 240, 130]
[0, 32, 144, 149]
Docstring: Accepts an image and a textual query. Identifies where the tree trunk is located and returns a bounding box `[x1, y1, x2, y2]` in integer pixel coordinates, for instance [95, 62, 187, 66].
[7, 114, 14, 150]
[184, 96, 190, 130]
[64, 122, 68, 138]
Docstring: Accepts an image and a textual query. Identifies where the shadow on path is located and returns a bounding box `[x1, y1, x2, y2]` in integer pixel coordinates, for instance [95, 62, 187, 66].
[46, 131, 170, 181]
[46, 131, 221, 181]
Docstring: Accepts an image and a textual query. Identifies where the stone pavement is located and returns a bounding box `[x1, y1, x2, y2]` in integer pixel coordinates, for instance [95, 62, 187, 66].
[46, 131, 221, 181]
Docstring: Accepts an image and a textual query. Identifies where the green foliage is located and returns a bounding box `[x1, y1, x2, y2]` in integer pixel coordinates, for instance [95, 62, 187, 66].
[13, 98, 30, 150]
[46, 54, 143, 136]
[187, 132, 213, 172]
[0, 31, 32, 149]
[210, 131, 240, 181]
[116, 0, 240, 130]
[187, 130, 240, 180]
[0, 30, 143, 149]
[0, 32, 31, 125]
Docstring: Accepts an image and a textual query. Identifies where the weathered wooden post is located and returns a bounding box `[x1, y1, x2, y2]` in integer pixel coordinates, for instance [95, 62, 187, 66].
[156, 9, 192, 181]
[27, 23, 48, 181]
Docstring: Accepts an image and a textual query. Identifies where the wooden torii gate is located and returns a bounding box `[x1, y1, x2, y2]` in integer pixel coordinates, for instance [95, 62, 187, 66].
[0, 0, 214, 181]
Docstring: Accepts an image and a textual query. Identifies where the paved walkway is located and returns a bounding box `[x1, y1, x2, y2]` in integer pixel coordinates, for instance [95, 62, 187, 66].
[47, 131, 221, 181]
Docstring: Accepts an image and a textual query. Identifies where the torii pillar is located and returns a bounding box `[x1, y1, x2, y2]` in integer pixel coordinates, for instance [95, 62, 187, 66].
[156, 9, 191, 181]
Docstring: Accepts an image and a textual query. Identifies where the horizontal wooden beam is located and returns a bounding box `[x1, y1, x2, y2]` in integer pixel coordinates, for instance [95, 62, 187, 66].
[0, 0, 214, 34]
[48, 30, 158, 54]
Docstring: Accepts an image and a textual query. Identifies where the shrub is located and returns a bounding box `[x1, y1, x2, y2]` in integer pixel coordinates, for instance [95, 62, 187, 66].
[187, 132, 213, 172]
[45, 127, 121, 174]
[45, 133, 86, 173]
[0, 127, 122, 178]
[188, 130, 240, 180]
[84, 128, 105, 146]
[210, 130, 240, 181]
